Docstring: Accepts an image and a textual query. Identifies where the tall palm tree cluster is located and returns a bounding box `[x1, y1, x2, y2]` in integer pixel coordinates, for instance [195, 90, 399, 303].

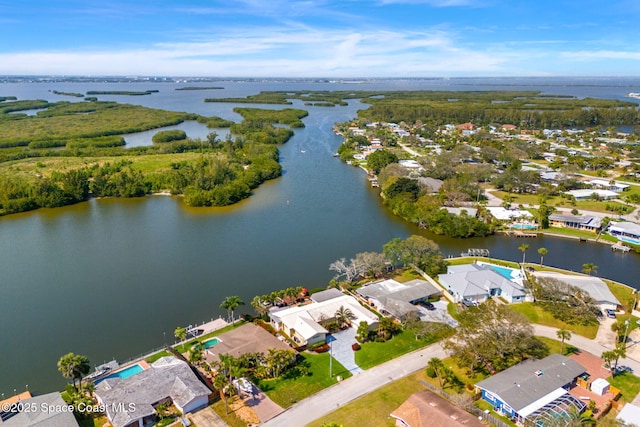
[251, 287, 306, 318]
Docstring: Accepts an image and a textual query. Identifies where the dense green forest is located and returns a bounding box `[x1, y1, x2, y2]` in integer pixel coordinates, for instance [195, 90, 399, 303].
[207, 89, 640, 128]
[0, 99, 295, 215]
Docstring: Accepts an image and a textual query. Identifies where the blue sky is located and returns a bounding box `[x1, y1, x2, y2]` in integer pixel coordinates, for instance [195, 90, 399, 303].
[1, 0, 639, 77]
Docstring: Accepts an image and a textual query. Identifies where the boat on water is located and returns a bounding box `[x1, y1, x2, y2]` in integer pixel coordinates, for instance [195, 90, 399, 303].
[628, 92, 640, 99]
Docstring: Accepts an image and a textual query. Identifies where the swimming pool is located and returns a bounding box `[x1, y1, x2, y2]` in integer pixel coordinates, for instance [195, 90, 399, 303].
[95, 363, 144, 384]
[618, 236, 640, 245]
[203, 337, 221, 349]
[511, 223, 537, 230]
[487, 264, 519, 280]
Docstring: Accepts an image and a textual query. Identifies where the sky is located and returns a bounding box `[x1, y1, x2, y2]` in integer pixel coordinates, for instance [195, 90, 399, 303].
[0, 0, 639, 77]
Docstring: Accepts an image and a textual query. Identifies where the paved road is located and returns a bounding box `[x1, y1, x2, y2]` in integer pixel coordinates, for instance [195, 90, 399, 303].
[261, 343, 446, 427]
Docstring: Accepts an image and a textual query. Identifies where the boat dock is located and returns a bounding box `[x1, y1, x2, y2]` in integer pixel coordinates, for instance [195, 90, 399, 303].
[611, 242, 632, 253]
[461, 248, 490, 257]
[505, 231, 538, 237]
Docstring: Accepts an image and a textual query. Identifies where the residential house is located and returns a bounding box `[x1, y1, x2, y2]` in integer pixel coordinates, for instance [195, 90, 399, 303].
[415, 177, 443, 193]
[356, 279, 441, 321]
[94, 357, 211, 427]
[390, 390, 484, 427]
[486, 207, 534, 222]
[269, 293, 378, 346]
[531, 271, 620, 311]
[548, 213, 602, 232]
[202, 323, 292, 365]
[617, 403, 640, 426]
[588, 179, 630, 193]
[445, 207, 478, 217]
[475, 354, 587, 426]
[608, 221, 640, 245]
[565, 189, 618, 200]
[437, 263, 527, 304]
[0, 392, 80, 427]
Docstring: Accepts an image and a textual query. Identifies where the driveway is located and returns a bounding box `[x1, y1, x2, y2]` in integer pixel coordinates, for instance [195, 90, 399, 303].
[417, 300, 458, 327]
[328, 328, 363, 375]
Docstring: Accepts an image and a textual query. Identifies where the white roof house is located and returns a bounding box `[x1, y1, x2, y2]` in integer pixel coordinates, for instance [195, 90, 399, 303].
[531, 271, 620, 310]
[270, 294, 378, 346]
[589, 179, 630, 192]
[94, 357, 211, 427]
[565, 189, 619, 200]
[609, 221, 640, 241]
[487, 207, 533, 221]
[438, 264, 527, 304]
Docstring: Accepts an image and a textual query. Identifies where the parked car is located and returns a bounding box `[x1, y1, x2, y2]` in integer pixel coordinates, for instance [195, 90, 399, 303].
[421, 301, 436, 311]
[605, 309, 617, 319]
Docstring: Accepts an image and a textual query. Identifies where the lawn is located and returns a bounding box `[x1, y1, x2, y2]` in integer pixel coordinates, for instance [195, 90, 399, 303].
[446, 257, 519, 269]
[536, 336, 579, 356]
[354, 330, 441, 370]
[509, 302, 599, 339]
[608, 371, 640, 402]
[306, 370, 430, 427]
[211, 398, 250, 427]
[255, 352, 352, 408]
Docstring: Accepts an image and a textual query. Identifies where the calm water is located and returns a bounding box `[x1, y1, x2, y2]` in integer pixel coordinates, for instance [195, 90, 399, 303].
[1, 78, 639, 395]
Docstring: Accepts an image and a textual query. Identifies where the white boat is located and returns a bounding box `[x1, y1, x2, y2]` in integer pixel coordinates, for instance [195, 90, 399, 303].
[628, 92, 640, 99]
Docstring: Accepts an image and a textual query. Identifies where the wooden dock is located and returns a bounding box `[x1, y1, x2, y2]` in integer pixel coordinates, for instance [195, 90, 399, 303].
[611, 242, 632, 252]
[461, 248, 490, 257]
[506, 231, 538, 238]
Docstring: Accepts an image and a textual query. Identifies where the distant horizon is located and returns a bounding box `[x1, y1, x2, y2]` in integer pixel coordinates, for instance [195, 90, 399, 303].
[2, 75, 639, 80]
[2, 1, 639, 77]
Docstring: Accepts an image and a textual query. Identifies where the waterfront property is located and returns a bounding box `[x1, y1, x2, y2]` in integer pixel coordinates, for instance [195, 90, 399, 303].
[437, 263, 528, 304]
[0, 392, 79, 426]
[487, 207, 534, 222]
[202, 322, 291, 364]
[356, 278, 441, 321]
[390, 390, 484, 427]
[475, 354, 587, 426]
[94, 361, 148, 385]
[94, 356, 211, 427]
[531, 271, 620, 311]
[548, 213, 602, 232]
[608, 221, 640, 245]
[269, 291, 378, 346]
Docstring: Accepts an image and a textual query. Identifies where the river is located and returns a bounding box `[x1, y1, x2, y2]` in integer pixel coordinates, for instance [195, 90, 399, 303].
[1, 77, 639, 396]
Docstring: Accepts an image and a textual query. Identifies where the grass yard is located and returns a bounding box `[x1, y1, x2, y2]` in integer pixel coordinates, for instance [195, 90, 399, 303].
[306, 370, 430, 427]
[536, 336, 579, 356]
[608, 371, 640, 402]
[509, 303, 598, 339]
[211, 398, 250, 427]
[446, 257, 519, 269]
[354, 330, 439, 370]
[255, 352, 352, 408]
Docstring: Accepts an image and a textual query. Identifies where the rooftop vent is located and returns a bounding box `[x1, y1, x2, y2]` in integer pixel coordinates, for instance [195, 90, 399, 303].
[535, 370, 544, 377]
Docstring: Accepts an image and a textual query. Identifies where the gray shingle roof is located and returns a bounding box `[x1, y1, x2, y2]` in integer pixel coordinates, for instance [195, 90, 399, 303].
[532, 272, 620, 306]
[356, 279, 439, 320]
[95, 357, 210, 427]
[438, 265, 525, 300]
[1, 392, 79, 427]
[476, 354, 586, 412]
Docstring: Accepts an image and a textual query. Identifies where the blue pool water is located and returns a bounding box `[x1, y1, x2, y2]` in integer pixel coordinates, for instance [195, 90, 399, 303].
[487, 265, 518, 280]
[203, 337, 221, 349]
[618, 236, 640, 245]
[95, 364, 144, 384]
[511, 223, 537, 230]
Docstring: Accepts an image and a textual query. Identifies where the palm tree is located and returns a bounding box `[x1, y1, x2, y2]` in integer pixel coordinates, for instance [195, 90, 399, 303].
[220, 296, 245, 323]
[57, 352, 91, 391]
[518, 244, 529, 264]
[213, 374, 230, 415]
[335, 305, 355, 329]
[174, 326, 187, 343]
[251, 296, 269, 318]
[556, 329, 571, 354]
[538, 247, 548, 265]
[601, 350, 617, 374]
[427, 357, 445, 387]
[582, 263, 598, 276]
[189, 341, 204, 367]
